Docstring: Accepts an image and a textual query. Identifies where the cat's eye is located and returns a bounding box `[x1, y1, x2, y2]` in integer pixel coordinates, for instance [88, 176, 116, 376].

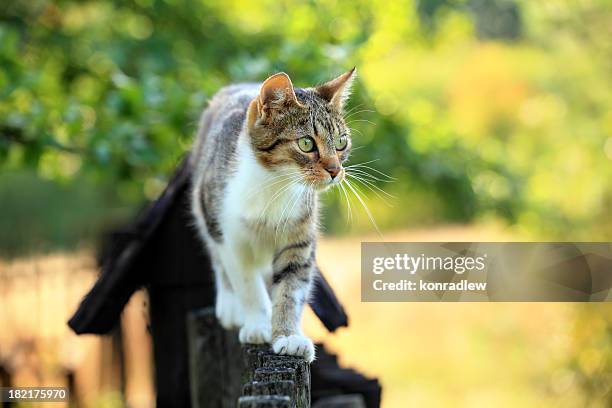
[297, 137, 316, 153]
[335, 135, 348, 151]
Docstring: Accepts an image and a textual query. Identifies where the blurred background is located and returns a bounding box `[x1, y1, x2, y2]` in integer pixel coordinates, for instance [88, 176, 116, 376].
[0, 0, 611, 407]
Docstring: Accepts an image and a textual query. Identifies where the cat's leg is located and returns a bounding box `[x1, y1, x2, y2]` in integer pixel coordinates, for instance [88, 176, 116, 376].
[209, 245, 244, 329]
[214, 266, 244, 329]
[219, 246, 272, 344]
[269, 242, 315, 362]
[192, 182, 243, 328]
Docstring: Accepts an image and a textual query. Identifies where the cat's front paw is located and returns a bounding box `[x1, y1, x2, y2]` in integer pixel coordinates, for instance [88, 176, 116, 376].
[272, 334, 315, 363]
[239, 319, 272, 344]
[215, 292, 244, 329]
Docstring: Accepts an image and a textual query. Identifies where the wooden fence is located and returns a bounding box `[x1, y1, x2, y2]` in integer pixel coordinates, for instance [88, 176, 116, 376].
[187, 307, 368, 407]
[187, 307, 310, 407]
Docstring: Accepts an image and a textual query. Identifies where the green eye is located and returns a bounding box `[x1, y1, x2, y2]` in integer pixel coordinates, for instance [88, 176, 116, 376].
[335, 135, 348, 151]
[298, 137, 316, 153]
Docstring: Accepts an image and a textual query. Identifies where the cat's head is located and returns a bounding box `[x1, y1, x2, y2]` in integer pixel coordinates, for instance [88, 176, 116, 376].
[247, 69, 356, 190]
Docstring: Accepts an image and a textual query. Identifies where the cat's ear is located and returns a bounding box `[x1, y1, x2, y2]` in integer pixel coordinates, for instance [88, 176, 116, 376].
[257, 72, 303, 120]
[315, 67, 356, 111]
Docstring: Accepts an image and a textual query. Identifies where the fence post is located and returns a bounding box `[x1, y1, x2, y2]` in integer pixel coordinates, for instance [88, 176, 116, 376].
[187, 307, 311, 408]
[187, 308, 244, 408]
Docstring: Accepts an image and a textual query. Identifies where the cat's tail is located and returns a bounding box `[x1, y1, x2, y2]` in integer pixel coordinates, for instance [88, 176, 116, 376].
[309, 264, 349, 332]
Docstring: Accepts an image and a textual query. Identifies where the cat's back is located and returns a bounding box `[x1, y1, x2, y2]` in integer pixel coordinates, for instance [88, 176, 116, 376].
[207, 83, 260, 121]
[191, 83, 259, 169]
[197, 83, 259, 143]
[190, 82, 260, 242]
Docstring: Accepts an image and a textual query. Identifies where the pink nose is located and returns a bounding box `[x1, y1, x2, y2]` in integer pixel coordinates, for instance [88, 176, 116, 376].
[325, 165, 341, 179]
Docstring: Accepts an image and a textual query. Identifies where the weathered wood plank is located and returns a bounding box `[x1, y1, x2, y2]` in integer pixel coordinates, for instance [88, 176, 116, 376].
[187, 307, 244, 408]
[237, 395, 292, 407]
[312, 394, 367, 408]
[262, 354, 310, 408]
[243, 380, 296, 404]
[254, 367, 296, 383]
[188, 308, 311, 408]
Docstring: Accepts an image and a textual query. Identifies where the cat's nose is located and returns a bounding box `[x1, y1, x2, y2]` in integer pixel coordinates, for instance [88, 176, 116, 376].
[325, 165, 341, 179]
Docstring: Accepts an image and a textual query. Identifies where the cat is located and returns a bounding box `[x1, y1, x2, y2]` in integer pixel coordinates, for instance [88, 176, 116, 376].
[190, 69, 355, 362]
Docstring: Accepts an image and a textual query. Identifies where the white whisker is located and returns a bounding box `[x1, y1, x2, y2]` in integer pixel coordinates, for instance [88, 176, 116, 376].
[343, 103, 365, 117]
[278, 183, 307, 240]
[346, 168, 394, 183]
[347, 119, 376, 126]
[344, 178, 383, 237]
[244, 171, 302, 199]
[338, 180, 353, 224]
[344, 109, 375, 120]
[347, 127, 365, 137]
[346, 174, 395, 207]
[345, 158, 380, 167]
[345, 164, 396, 181]
[275, 182, 304, 240]
[257, 179, 300, 225]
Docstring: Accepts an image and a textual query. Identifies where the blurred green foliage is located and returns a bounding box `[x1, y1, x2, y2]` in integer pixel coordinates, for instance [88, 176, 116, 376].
[0, 170, 110, 254]
[1, 0, 611, 254]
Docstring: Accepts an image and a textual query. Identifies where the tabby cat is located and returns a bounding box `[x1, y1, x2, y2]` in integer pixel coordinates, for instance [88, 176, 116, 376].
[190, 69, 355, 362]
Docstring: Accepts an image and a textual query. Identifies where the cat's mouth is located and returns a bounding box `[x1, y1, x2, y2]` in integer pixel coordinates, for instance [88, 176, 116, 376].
[313, 170, 345, 191]
[328, 171, 344, 186]
[297, 167, 345, 191]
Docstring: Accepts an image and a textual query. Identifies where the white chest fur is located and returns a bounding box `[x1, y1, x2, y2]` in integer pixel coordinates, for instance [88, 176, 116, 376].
[217, 137, 311, 274]
[221, 137, 309, 230]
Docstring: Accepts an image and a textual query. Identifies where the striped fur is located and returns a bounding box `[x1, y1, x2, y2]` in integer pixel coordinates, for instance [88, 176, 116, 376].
[190, 70, 355, 362]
